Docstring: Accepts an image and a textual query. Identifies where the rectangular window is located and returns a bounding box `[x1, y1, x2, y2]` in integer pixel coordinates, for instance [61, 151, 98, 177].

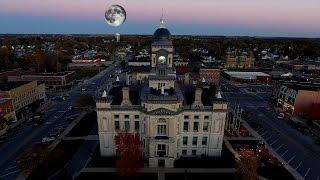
[203, 122, 209, 132]
[194, 115, 199, 119]
[193, 122, 199, 132]
[124, 115, 130, 119]
[182, 150, 187, 155]
[135, 115, 140, 119]
[184, 115, 189, 120]
[157, 144, 166, 157]
[157, 124, 167, 136]
[114, 114, 119, 119]
[192, 137, 198, 146]
[204, 115, 209, 120]
[134, 121, 140, 131]
[202, 136, 208, 145]
[192, 150, 197, 156]
[115, 121, 120, 130]
[183, 122, 189, 131]
[124, 121, 130, 131]
[183, 136, 188, 145]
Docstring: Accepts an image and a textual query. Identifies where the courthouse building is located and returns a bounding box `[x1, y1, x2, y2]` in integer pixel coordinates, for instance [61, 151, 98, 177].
[96, 18, 228, 167]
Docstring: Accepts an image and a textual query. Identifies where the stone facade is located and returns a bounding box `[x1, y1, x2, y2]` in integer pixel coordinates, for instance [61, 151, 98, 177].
[96, 18, 228, 168]
[225, 49, 255, 69]
[0, 81, 46, 112]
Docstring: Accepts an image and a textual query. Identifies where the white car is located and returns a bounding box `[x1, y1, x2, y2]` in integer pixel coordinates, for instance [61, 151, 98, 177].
[42, 137, 55, 144]
[277, 113, 284, 119]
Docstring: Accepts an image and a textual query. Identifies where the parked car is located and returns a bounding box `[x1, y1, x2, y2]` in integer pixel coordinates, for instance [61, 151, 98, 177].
[277, 113, 284, 119]
[48, 131, 60, 137]
[42, 137, 55, 144]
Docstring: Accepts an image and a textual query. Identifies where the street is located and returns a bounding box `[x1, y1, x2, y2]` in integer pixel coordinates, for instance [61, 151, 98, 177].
[0, 59, 121, 179]
[221, 78, 320, 180]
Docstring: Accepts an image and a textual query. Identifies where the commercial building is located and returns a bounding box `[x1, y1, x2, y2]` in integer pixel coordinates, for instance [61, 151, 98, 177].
[223, 71, 271, 83]
[8, 71, 76, 91]
[0, 98, 16, 121]
[0, 81, 46, 118]
[272, 81, 320, 120]
[225, 49, 255, 69]
[199, 68, 220, 84]
[96, 18, 227, 168]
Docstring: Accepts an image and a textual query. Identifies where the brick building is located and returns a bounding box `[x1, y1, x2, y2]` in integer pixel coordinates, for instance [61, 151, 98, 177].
[199, 68, 220, 84]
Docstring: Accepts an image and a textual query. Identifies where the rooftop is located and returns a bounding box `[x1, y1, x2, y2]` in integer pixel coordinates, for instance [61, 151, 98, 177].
[224, 71, 270, 80]
[25, 71, 75, 77]
[0, 81, 32, 91]
[279, 80, 320, 91]
[105, 83, 221, 107]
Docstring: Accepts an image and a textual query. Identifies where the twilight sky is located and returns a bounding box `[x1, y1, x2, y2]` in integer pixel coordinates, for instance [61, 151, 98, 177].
[0, 0, 320, 37]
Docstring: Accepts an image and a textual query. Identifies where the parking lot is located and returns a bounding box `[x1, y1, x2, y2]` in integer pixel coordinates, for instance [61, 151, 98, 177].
[222, 78, 320, 180]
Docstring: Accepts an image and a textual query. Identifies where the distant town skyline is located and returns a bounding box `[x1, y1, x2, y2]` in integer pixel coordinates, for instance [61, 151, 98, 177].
[0, 0, 320, 37]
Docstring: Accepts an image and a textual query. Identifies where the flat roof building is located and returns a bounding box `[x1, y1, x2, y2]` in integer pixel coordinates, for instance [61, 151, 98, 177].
[223, 71, 271, 83]
[272, 81, 320, 121]
[8, 71, 76, 91]
[0, 81, 45, 118]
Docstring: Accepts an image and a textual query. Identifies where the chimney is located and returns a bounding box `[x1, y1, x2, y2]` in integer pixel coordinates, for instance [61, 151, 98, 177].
[121, 87, 132, 106]
[192, 88, 203, 107]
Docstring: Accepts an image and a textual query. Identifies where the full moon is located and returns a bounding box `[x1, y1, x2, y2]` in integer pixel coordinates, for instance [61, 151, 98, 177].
[105, 5, 126, 27]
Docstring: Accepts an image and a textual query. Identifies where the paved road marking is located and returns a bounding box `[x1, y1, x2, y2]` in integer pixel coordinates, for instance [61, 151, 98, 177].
[296, 162, 302, 170]
[265, 135, 273, 141]
[270, 139, 279, 146]
[288, 155, 296, 164]
[4, 166, 16, 171]
[281, 150, 289, 157]
[304, 168, 311, 178]
[260, 131, 268, 136]
[0, 170, 19, 178]
[275, 144, 284, 151]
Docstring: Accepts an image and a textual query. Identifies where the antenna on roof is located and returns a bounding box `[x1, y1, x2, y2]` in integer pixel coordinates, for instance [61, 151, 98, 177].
[162, 8, 164, 18]
[159, 8, 166, 28]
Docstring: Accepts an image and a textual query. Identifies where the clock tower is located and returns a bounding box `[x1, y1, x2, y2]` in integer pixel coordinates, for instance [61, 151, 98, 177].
[151, 16, 174, 68]
[149, 16, 176, 90]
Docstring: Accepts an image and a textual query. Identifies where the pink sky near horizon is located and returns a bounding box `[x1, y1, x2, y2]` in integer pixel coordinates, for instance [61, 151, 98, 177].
[1, 0, 320, 33]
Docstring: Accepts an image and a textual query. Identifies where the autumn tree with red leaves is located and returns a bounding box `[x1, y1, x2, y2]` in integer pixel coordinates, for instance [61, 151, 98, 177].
[115, 132, 143, 177]
[236, 148, 259, 180]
